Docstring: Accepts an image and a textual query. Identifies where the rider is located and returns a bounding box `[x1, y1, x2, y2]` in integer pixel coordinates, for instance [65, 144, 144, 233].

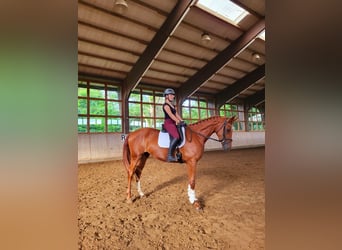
[162, 88, 184, 162]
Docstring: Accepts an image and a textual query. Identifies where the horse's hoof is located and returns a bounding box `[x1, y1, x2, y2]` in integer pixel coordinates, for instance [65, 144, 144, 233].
[126, 198, 133, 204]
[193, 200, 203, 210]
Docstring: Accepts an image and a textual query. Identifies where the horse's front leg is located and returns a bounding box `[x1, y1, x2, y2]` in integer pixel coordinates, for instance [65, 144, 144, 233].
[186, 160, 202, 210]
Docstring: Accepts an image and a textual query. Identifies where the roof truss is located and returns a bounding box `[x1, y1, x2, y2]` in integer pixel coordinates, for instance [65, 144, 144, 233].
[178, 18, 265, 103]
[123, 0, 196, 97]
[216, 64, 265, 108]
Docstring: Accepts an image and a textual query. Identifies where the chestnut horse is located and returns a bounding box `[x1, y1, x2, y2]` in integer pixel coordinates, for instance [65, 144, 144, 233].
[122, 116, 237, 210]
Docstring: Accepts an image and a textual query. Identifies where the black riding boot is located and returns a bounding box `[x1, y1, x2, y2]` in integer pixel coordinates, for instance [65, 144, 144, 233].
[177, 124, 183, 145]
[176, 125, 184, 162]
[167, 136, 179, 162]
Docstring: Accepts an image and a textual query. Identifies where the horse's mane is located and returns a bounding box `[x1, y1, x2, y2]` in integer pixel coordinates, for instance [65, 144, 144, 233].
[188, 116, 223, 127]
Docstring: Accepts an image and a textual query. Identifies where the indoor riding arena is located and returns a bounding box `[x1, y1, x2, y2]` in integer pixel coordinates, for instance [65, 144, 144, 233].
[78, 148, 264, 249]
[78, 0, 265, 249]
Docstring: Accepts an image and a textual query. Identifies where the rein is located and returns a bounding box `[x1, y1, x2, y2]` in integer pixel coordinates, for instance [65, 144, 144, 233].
[187, 119, 232, 143]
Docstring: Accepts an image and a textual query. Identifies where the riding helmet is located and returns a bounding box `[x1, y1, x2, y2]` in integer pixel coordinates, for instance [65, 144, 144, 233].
[163, 88, 175, 96]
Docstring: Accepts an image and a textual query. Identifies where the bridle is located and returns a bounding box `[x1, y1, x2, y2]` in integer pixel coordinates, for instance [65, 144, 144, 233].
[187, 119, 233, 149]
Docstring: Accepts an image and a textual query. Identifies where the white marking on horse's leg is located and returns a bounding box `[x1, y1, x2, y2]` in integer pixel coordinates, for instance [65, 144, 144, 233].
[187, 184, 197, 204]
[137, 180, 144, 197]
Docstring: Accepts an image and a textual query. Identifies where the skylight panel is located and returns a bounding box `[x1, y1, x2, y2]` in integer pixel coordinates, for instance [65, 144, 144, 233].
[258, 30, 265, 40]
[196, 0, 249, 25]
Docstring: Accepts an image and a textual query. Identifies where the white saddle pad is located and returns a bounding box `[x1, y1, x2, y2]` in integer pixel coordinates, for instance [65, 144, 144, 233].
[158, 126, 186, 148]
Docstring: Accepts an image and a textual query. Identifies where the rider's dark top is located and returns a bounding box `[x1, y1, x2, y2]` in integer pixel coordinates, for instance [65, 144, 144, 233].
[163, 103, 176, 120]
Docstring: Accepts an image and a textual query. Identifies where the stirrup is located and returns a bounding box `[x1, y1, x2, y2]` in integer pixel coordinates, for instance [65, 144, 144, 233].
[176, 151, 183, 163]
[167, 155, 177, 162]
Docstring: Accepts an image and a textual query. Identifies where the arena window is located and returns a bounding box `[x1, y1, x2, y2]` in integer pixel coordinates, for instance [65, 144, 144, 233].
[78, 83, 264, 133]
[78, 80, 122, 133]
[247, 107, 265, 131]
[181, 96, 216, 124]
[219, 104, 245, 131]
[127, 88, 164, 132]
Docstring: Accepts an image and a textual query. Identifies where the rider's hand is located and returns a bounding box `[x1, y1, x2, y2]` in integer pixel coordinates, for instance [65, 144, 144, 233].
[179, 120, 186, 126]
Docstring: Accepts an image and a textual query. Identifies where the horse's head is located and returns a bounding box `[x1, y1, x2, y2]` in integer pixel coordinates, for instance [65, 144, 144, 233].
[215, 116, 237, 151]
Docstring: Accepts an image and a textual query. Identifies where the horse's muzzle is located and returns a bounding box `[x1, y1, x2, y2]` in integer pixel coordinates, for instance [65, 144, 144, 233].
[222, 142, 230, 151]
[222, 139, 232, 151]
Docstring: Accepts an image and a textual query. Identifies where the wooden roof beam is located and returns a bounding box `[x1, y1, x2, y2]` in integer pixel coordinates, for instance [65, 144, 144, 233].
[123, 0, 196, 98]
[216, 64, 265, 108]
[178, 18, 265, 104]
[245, 88, 265, 107]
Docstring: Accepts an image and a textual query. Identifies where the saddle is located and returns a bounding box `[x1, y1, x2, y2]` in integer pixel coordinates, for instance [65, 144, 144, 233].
[158, 123, 186, 148]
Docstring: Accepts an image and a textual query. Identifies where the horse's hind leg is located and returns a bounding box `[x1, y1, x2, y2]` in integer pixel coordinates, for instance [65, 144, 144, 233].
[126, 153, 149, 203]
[126, 162, 135, 203]
[135, 152, 149, 198]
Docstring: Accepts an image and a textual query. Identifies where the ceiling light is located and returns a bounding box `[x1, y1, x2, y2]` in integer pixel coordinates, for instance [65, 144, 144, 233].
[114, 0, 128, 14]
[201, 33, 211, 44]
[252, 52, 261, 61]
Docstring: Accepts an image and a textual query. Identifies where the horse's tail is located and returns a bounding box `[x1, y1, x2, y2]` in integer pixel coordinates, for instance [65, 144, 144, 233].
[122, 134, 131, 172]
